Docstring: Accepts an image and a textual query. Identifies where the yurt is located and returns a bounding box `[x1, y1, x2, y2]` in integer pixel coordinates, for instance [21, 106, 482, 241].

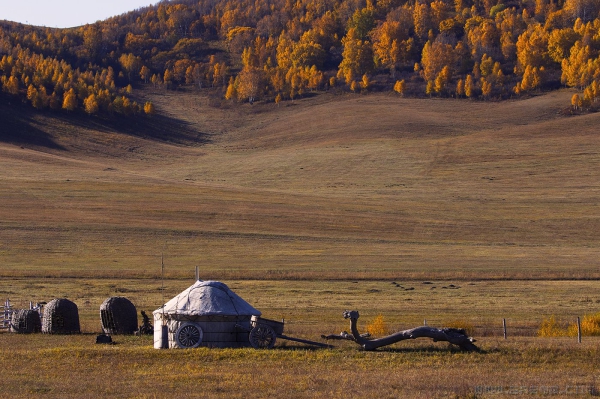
[10, 309, 41, 333]
[42, 298, 81, 334]
[100, 297, 138, 334]
[153, 280, 261, 349]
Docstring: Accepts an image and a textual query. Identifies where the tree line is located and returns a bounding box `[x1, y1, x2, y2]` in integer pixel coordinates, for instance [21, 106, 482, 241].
[1, 0, 600, 115]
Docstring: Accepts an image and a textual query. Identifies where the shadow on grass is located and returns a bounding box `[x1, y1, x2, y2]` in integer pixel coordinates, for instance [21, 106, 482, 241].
[0, 97, 65, 149]
[368, 345, 486, 354]
[0, 95, 211, 148]
[56, 111, 212, 146]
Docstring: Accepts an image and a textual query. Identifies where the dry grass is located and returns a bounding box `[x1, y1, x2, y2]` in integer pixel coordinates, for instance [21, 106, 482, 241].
[1, 328, 599, 398]
[1, 277, 600, 398]
[2, 88, 600, 397]
[1, 88, 600, 281]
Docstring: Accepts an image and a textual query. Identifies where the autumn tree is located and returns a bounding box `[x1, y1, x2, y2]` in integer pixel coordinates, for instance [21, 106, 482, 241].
[394, 79, 406, 95]
[236, 67, 262, 103]
[421, 40, 455, 82]
[456, 78, 465, 97]
[413, 2, 432, 43]
[62, 88, 78, 111]
[561, 41, 599, 88]
[571, 93, 582, 110]
[144, 101, 155, 115]
[563, 0, 600, 22]
[163, 68, 174, 89]
[140, 65, 151, 83]
[548, 28, 580, 64]
[348, 8, 376, 40]
[464, 74, 475, 97]
[360, 74, 371, 91]
[338, 28, 374, 84]
[371, 21, 414, 76]
[225, 77, 237, 100]
[119, 53, 143, 82]
[84, 93, 99, 114]
[516, 24, 550, 73]
[27, 84, 44, 109]
[434, 65, 452, 95]
[83, 24, 102, 60]
[3, 75, 19, 96]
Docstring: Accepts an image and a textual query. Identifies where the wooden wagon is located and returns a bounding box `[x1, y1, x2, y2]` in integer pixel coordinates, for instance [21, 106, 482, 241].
[239, 315, 331, 349]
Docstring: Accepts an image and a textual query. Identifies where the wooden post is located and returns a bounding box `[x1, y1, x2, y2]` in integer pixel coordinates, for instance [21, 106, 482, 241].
[577, 317, 582, 343]
[503, 318, 507, 339]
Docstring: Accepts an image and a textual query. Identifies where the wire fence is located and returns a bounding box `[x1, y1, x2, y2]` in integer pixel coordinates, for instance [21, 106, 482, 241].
[0, 299, 12, 330]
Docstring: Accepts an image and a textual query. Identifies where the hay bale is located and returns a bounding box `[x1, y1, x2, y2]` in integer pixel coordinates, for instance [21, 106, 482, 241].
[42, 298, 80, 334]
[10, 309, 41, 333]
[100, 297, 138, 334]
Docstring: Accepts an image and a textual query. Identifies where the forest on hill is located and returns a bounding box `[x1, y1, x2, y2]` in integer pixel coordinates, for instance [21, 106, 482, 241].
[1, 0, 599, 117]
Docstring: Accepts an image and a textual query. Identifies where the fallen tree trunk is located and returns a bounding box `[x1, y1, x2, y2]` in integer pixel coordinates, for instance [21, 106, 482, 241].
[337, 310, 480, 352]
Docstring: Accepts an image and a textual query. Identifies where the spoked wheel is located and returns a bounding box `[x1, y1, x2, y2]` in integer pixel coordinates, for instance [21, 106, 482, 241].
[249, 325, 277, 349]
[175, 322, 203, 348]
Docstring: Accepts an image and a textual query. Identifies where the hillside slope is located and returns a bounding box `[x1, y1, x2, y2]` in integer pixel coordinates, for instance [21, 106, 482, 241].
[1, 90, 599, 280]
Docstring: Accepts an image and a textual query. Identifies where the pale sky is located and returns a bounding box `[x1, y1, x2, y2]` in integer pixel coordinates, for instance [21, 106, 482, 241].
[0, 0, 160, 28]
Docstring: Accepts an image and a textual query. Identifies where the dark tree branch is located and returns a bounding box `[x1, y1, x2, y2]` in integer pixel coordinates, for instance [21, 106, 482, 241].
[341, 310, 480, 352]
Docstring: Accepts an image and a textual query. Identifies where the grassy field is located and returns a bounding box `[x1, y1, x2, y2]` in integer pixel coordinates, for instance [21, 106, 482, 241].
[1, 88, 600, 397]
[2, 89, 600, 280]
[1, 277, 600, 398]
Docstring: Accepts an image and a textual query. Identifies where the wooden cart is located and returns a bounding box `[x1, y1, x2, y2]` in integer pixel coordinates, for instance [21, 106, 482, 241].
[242, 315, 332, 349]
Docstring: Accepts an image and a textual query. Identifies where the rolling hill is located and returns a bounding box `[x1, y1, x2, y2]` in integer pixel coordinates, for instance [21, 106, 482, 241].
[1, 87, 599, 280]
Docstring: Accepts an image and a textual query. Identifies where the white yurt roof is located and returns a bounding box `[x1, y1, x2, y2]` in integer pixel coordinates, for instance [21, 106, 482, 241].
[153, 280, 261, 317]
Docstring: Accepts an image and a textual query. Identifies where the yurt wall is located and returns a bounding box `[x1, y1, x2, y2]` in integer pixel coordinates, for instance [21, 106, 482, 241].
[167, 315, 253, 348]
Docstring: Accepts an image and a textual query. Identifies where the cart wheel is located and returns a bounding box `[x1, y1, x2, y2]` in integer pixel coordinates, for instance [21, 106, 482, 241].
[175, 322, 203, 348]
[249, 325, 276, 349]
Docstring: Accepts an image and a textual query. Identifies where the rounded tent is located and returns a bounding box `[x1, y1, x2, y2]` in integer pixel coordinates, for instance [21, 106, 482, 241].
[42, 298, 80, 334]
[10, 309, 42, 333]
[153, 280, 261, 349]
[100, 296, 138, 334]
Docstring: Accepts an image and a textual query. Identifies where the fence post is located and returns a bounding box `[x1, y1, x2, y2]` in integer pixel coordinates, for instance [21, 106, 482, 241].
[577, 317, 582, 343]
[503, 318, 507, 339]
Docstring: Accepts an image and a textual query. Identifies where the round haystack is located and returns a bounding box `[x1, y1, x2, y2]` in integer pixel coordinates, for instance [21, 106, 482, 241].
[42, 298, 81, 334]
[100, 296, 138, 334]
[10, 309, 42, 333]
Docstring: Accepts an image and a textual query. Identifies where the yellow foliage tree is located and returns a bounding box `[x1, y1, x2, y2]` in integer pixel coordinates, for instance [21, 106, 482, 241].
[62, 88, 78, 111]
[481, 77, 492, 97]
[225, 77, 237, 100]
[421, 40, 455, 82]
[434, 65, 451, 94]
[236, 67, 262, 103]
[360, 74, 371, 91]
[338, 28, 374, 85]
[4, 75, 19, 96]
[516, 24, 550, 73]
[393, 79, 405, 95]
[464, 74, 474, 98]
[140, 65, 151, 84]
[571, 93, 582, 110]
[83, 93, 99, 114]
[144, 101, 155, 115]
